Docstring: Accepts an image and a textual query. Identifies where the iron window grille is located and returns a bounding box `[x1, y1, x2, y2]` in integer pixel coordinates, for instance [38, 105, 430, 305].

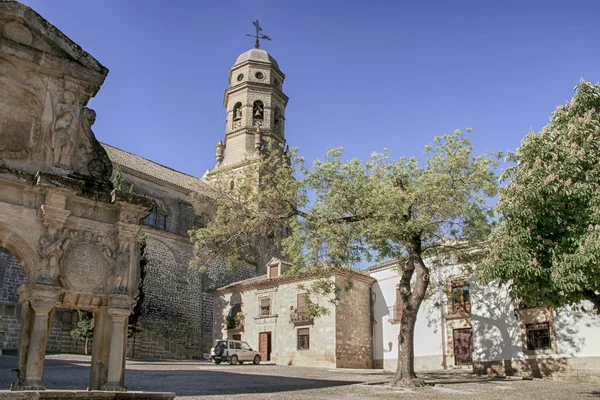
[297, 328, 310, 350]
[526, 323, 551, 350]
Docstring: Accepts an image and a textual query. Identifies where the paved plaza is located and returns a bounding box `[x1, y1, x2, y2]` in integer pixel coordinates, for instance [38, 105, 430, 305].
[0, 355, 598, 399]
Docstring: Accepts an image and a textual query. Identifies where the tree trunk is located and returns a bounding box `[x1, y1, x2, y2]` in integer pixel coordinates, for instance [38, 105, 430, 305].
[390, 238, 430, 387]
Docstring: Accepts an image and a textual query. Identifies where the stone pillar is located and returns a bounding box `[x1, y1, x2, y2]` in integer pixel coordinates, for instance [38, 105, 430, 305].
[21, 299, 54, 390]
[89, 307, 111, 390]
[102, 308, 130, 391]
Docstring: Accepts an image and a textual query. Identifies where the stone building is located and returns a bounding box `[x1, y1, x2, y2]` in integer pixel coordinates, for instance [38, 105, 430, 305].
[370, 258, 600, 382]
[0, 0, 288, 362]
[213, 259, 375, 368]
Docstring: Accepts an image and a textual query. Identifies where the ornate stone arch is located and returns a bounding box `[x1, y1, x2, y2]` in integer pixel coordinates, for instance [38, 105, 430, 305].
[0, 222, 38, 282]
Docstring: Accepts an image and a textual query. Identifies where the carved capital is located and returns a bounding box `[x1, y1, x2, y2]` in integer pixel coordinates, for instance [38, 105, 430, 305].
[108, 295, 134, 312]
[39, 205, 71, 235]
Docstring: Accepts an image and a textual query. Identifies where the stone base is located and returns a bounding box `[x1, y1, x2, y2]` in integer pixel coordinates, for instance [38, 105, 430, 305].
[474, 356, 600, 384]
[0, 391, 176, 400]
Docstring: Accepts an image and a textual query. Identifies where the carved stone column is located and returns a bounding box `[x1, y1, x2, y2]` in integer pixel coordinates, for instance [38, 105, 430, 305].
[21, 297, 55, 390]
[89, 306, 111, 390]
[102, 307, 130, 391]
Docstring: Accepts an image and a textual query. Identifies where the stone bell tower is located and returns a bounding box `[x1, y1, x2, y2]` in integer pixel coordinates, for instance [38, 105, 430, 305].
[211, 48, 289, 171]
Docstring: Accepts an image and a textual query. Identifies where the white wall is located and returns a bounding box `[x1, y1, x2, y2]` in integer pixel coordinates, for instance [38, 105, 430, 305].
[370, 263, 453, 370]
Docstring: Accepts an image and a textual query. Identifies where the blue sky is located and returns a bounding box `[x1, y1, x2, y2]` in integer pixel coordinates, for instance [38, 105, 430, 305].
[20, 0, 600, 178]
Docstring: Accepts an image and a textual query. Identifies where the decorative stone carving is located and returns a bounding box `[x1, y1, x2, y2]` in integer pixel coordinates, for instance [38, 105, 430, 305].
[2, 20, 33, 46]
[52, 89, 80, 167]
[61, 242, 109, 292]
[0, 58, 45, 159]
[79, 107, 113, 181]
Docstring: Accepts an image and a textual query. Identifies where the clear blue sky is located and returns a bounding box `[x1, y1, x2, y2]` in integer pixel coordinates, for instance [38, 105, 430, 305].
[20, 0, 600, 178]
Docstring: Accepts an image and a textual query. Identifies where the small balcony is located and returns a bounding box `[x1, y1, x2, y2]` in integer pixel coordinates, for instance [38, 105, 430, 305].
[226, 315, 244, 331]
[447, 301, 471, 316]
[387, 304, 403, 324]
[290, 312, 313, 327]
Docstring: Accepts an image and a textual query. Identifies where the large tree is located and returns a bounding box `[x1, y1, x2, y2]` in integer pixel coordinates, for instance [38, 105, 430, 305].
[190, 130, 499, 386]
[479, 80, 600, 313]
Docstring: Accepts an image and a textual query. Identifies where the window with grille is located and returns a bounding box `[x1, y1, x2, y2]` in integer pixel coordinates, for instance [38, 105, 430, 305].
[297, 328, 310, 350]
[526, 323, 551, 350]
[450, 281, 471, 314]
[297, 294, 307, 316]
[142, 206, 167, 230]
[260, 297, 271, 316]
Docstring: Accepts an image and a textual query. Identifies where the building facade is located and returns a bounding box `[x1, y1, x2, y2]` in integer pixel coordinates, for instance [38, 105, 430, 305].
[369, 258, 600, 382]
[213, 259, 375, 368]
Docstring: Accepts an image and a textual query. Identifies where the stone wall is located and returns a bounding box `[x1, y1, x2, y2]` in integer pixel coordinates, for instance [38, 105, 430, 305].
[126, 328, 189, 359]
[0, 247, 89, 355]
[335, 276, 373, 369]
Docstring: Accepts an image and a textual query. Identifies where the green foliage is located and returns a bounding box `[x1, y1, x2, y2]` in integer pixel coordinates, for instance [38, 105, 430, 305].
[479, 80, 600, 312]
[113, 165, 124, 191]
[189, 143, 305, 272]
[71, 310, 94, 340]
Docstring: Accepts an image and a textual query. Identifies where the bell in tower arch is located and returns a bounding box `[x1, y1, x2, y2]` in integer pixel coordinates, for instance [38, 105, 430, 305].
[253, 101, 264, 119]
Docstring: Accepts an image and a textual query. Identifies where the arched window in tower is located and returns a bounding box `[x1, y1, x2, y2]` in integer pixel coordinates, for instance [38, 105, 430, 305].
[273, 107, 281, 130]
[253, 101, 264, 120]
[233, 102, 242, 121]
[230, 180, 235, 191]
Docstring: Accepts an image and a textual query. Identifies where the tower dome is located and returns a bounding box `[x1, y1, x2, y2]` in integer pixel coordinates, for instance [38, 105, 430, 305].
[234, 48, 280, 70]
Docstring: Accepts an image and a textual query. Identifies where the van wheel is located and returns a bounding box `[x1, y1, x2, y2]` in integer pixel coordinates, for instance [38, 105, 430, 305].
[214, 359, 221, 365]
[253, 355, 261, 365]
[230, 355, 238, 365]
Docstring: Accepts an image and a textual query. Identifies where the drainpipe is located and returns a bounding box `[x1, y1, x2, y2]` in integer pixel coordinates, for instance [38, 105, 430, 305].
[439, 284, 447, 369]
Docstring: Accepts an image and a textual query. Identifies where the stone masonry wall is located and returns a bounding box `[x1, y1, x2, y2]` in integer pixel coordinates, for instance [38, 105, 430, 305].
[0, 247, 87, 355]
[127, 328, 188, 359]
[335, 275, 374, 369]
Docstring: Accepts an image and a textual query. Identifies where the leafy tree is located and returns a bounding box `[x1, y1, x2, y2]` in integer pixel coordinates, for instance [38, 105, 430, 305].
[190, 130, 499, 387]
[113, 165, 124, 191]
[479, 80, 600, 313]
[71, 310, 94, 355]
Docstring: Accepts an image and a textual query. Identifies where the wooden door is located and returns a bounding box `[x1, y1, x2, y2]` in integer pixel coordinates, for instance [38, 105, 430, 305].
[259, 332, 271, 361]
[453, 328, 473, 365]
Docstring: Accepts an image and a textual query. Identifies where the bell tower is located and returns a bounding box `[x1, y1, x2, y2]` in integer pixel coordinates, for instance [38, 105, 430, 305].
[212, 48, 288, 171]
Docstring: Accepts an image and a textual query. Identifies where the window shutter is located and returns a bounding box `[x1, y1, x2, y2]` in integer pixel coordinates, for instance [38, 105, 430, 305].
[269, 264, 279, 278]
[297, 294, 306, 316]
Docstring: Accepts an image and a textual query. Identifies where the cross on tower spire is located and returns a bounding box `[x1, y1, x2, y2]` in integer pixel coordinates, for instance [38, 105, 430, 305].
[246, 20, 271, 49]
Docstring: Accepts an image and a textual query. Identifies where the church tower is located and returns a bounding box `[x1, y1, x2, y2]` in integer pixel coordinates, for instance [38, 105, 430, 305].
[211, 48, 288, 171]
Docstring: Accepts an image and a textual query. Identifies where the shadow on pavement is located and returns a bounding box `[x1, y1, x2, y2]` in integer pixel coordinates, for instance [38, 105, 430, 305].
[0, 356, 362, 396]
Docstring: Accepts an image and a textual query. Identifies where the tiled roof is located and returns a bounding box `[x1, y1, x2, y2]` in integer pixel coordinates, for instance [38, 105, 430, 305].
[101, 143, 205, 192]
[213, 267, 374, 294]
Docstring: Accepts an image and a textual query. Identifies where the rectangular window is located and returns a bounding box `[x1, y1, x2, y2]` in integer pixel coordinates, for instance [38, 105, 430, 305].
[260, 298, 271, 316]
[297, 294, 307, 316]
[269, 264, 279, 278]
[450, 281, 471, 314]
[297, 328, 310, 350]
[526, 323, 551, 350]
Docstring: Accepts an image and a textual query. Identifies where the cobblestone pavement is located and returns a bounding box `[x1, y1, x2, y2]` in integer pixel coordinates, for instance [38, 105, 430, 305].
[0, 355, 598, 399]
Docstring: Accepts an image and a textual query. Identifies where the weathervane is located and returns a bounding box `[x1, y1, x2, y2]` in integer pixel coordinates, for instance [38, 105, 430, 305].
[246, 20, 271, 49]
